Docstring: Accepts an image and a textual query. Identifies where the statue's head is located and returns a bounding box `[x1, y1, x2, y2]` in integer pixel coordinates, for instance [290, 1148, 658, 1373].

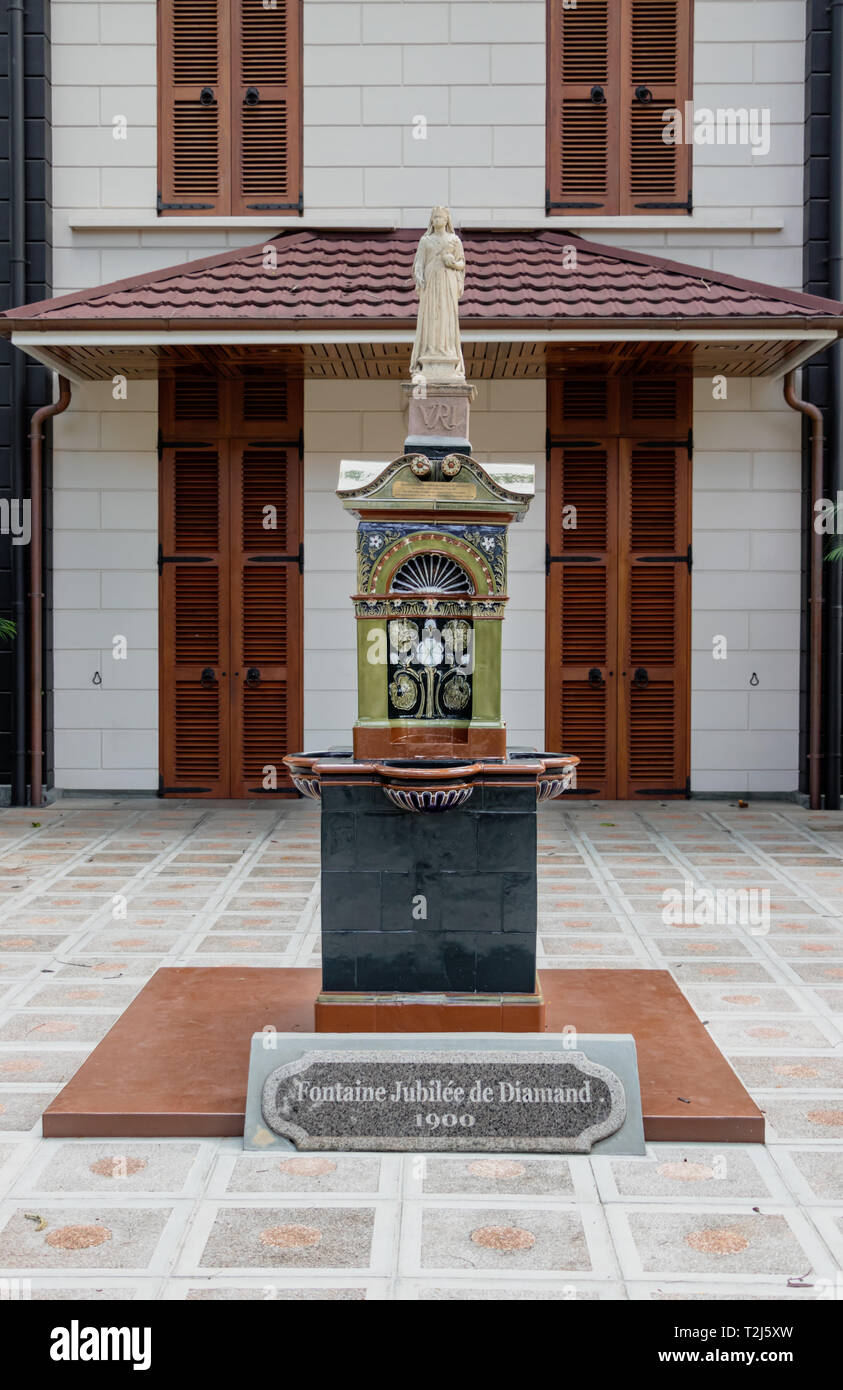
[427, 205, 454, 235]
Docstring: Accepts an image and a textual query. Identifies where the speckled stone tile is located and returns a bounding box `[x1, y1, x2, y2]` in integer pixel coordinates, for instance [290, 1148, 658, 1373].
[0, 1051, 90, 1085]
[628, 1281, 821, 1301]
[0, 1089, 59, 1131]
[593, 1147, 783, 1202]
[408, 1281, 623, 1300]
[195, 1206, 377, 1270]
[23, 981, 144, 1010]
[78, 932, 182, 954]
[683, 986, 806, 1015]
[773, 1148, 843, 1202]
[29, 1284, 154, 1299]
[183, 1284, 366, 1299]
[420, 1156, 575, 1197]
[48, 958, 165, 979]
[613, 1208, 827, 1277]
[418, 1205, 594, 1272]
[706, 1018, 838, 1051]
[0, 1012, 120, 1045]
[0, 1205, 177, 1269]
[223, 1155, 382, 1194]
[760, 1097, 843, 1141]
[670, 962, 781, 985]
[732, 1055, 843, 1091]
[17, 1142, 207, 1194]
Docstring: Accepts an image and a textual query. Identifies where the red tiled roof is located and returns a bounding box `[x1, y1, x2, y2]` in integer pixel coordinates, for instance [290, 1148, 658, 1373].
[4, 229, 843, 327]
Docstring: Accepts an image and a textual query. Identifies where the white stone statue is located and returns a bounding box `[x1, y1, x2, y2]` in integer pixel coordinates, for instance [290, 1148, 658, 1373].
[410, 206, 466, 383]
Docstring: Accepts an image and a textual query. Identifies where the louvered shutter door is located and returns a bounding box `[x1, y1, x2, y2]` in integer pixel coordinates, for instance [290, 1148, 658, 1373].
[160, 443, 230, 796]
[620, 0, 692, 213]
[616, 385, 691, 796]
[229, 442, 302, 797]
[230, 0, 301, 215]
[158, 0, 230, 215]
[546, 374, 619, 796]
[547, 0, 619, 214]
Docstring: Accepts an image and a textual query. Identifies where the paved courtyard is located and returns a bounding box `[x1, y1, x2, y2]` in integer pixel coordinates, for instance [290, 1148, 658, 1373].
[0, 795, 841, 1300]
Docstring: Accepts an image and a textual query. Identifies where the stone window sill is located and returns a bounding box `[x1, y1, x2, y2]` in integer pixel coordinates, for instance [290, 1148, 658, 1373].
[67, 213, 785, 234]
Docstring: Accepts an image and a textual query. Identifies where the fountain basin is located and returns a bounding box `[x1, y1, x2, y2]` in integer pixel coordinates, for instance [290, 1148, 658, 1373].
[283, 751, 579, 810]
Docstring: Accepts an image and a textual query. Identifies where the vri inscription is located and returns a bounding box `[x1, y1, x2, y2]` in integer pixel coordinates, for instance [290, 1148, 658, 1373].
[260, 1050, 627, 1153]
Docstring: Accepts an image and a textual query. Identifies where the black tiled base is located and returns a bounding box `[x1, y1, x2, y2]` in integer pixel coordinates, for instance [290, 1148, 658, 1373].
[320, 783, 537, 992]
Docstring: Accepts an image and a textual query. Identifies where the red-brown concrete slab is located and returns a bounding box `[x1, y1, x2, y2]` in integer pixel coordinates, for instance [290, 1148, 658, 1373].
[543, 970, 764, 1143]
[42, 966, 763, 1142]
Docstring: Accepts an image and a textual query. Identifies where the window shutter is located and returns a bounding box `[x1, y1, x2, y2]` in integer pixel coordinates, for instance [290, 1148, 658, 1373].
[546, 443, 618, 797]
[618, 440, 691, 794]
[158, 0, 230, 215]
[620, 0, 692, 213]
[230, 0, 302, 215]
[160, 443, 230, 795]
[547, 0, 619, 214]
[229, 444, 302, 795]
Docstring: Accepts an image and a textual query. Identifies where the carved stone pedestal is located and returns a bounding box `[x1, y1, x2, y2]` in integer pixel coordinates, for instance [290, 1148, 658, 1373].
[402, 380, 477, 455]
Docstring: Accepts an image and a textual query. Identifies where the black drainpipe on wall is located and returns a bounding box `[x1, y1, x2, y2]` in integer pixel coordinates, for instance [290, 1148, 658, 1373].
[8, 0, 27, 805]
[827, 0, 843, 808]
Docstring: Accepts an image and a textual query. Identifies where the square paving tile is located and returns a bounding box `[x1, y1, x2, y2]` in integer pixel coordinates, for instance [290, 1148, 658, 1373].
[607, 1206, 834, 1279]
[220, 1154, 383, 1195]
[419, 1156, 577, 1198]
[0, 1202, 184, 1271]
[592, 1145, 787, 1202]
[15, 1141, 211, 1195]
[415, 1204, 608, 1274]
[192, 1204, 381, 1271]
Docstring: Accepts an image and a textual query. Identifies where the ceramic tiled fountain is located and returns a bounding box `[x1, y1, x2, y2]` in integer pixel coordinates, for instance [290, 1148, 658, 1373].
[283, 208, 578, 1026]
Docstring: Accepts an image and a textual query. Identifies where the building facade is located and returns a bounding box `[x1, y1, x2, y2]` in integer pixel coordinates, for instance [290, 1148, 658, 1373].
[2, 0, 842, 803]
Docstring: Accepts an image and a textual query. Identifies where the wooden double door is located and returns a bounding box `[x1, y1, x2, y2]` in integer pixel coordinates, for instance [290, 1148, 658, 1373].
[158, 372, 302, 797]
[545, 376, 692, 798]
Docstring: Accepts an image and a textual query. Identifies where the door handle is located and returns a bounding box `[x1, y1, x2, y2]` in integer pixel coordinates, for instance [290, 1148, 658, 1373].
[590, 85, 606, 104]
[244, 87, 260, 105]
[632, 667, 649, 687]
[588, 667, 604, 687]
[199, 87, 215, 105]
[245, 667, 261, 687]
[634, 85, 653, 103]
[200, 667, 216, 687]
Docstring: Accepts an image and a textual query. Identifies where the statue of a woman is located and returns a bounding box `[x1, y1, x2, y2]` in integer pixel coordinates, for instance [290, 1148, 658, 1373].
[410, 206, 466, 382]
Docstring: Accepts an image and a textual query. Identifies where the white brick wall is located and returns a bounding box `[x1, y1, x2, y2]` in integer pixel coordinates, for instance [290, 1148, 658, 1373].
[691, 379, 802, 793]
[51, 380, 159, 791]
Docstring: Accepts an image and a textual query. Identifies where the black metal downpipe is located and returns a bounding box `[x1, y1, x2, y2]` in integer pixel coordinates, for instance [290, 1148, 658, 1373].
[8, 0, 27, 805]
[827, 0, 843, 808]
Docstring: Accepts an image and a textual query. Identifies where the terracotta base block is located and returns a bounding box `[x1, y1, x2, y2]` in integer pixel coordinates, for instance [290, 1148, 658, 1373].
[42, 966, 763, 1142]
[352, 724, 507, 760]
[315, 982, 546, 1034]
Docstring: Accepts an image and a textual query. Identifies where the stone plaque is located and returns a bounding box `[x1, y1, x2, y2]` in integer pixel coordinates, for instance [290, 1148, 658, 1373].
[245, 1035, 644, 1154]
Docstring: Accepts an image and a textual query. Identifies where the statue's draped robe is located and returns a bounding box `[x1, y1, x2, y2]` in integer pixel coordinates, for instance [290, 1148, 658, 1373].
[410, 232, 466, 379]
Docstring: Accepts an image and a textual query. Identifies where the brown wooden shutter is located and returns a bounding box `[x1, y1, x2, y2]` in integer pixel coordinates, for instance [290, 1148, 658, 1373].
[230, 0, 302, 215]
[159, 442, 230, 796]
[617, 438, 691, 795]
[546, 443, 618, 797]
[158, 0, 230, 215]
[547, 0, 619, 214]
[620, 0, 692, 213]
[547, 0, 692, 216]
[229, 442, 302, 795]
[546, 375, 691, 797]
